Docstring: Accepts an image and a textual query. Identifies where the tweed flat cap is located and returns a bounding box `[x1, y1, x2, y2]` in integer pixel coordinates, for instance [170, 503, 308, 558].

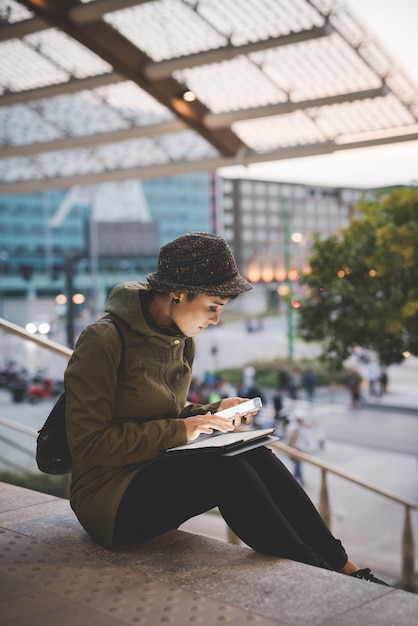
[147, 232, 253, 296]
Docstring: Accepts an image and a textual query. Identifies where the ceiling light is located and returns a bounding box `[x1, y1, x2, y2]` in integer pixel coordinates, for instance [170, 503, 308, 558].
[180, 88, 197, 102]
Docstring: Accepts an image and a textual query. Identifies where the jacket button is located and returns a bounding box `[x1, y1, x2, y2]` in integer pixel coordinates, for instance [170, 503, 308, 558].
[173, 339, 180, 345]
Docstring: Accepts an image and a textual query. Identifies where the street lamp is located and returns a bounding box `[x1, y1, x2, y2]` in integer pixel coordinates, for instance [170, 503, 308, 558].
[291, 232, 303, 244]
[0, 250, 9, 318]
[282, 199, 294, 361]
[282, 206, 309, 361]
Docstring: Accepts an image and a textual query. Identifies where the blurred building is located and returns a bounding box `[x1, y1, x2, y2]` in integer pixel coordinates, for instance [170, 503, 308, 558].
[0, 172, 215, 325]
[0, 170, 362, 326]
[220, 177, 361, 281]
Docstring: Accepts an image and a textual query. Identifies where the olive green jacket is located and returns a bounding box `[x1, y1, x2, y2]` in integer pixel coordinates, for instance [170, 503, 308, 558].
[65, 281, 220, 547]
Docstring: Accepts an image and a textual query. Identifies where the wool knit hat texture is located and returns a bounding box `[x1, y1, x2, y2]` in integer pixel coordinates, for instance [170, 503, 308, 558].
[147, 232, 253, 296]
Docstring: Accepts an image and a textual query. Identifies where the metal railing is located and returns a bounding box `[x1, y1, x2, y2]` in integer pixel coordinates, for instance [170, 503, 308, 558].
[0, 317, 73, 359]
[1, 316, 417, 591]
[226, 439, 417, 591]
[269, 441, 417, 591]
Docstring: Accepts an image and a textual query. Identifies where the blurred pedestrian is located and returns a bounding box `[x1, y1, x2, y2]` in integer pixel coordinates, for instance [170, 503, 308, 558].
[286, 416, 311, 486]
[288, 367, 301, 400]
[242, 362, 256, 395]
[187, 377, 200, 404]
[366, 359, 380, 396]
[344, 368, 362, 408]
[210, 343, 219, 370]
[302, 368, 316, 402]
[272, 388, 288, 435]
[277, 367, 289, 393]
[379, 367, 388, 396]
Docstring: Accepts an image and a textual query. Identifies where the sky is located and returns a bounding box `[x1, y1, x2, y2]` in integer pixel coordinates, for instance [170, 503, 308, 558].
[220, 0, 418, 189]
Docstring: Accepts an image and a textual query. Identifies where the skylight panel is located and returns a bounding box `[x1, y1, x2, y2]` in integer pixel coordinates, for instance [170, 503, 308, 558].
[176, 57, 288, 114]
[95, 82, 174, 125]
[0, 0, 33, 22]
[233, 111, 326, 151]
[36, 92, 129, 136]
[0, 39, 68, 92]
[25, 28, 112, 79]
[0, 104, 63, 146]
[105, 0, 227, 62]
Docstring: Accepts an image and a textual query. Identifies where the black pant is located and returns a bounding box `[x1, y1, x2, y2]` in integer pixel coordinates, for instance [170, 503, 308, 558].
[113, 447, 347, 570]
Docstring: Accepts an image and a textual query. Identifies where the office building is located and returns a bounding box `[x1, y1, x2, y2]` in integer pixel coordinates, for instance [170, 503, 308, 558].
[0, 173, 214, 325]
[220, 177, 361, 281]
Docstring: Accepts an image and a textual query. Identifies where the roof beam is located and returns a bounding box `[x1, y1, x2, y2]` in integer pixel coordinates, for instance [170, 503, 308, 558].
[16, 0, 245, 157]
[0, 71, 123, 107]
[204, 85, 389, 129]
[69, 0, 154, 24]
[0, 84, 389, 157]
[0, 16, 48, 41]
[1, 131, 417, 195]
[0, 120, 186, 158]
[144, 24, 332, 80]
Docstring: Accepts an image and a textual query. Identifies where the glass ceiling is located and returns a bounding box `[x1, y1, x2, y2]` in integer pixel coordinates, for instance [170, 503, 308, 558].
[0, 0, 417, 193]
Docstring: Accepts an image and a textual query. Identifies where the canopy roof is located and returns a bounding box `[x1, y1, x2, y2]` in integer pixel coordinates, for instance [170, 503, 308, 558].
[1, 0, 417, 194]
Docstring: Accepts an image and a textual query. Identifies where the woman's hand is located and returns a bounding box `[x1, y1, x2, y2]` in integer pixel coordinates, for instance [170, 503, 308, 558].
[184, 412, 235, 442]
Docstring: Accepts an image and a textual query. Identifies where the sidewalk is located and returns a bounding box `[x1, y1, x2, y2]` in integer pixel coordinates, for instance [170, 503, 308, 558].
[344, 351, 418, 413]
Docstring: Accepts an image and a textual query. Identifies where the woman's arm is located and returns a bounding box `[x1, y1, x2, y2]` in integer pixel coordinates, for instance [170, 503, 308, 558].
[65, 323, 187, 467]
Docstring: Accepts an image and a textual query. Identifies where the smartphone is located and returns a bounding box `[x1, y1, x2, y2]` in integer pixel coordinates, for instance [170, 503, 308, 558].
[215, 397, 262, 419]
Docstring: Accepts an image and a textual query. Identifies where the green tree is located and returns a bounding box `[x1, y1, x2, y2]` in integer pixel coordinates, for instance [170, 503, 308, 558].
[298, 187, 418, 366]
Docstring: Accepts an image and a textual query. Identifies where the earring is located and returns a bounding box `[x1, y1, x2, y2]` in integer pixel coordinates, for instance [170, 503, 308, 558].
[172, 297, 180, 304]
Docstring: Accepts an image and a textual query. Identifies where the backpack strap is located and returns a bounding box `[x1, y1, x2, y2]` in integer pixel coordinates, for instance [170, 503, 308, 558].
[102, 316, 126, 376]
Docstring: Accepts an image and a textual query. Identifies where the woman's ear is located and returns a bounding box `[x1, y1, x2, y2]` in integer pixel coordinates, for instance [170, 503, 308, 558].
[169, 292, 182, 304]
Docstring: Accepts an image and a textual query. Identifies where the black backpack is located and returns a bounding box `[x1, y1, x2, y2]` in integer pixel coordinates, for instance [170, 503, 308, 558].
[36, 318, 125, 475]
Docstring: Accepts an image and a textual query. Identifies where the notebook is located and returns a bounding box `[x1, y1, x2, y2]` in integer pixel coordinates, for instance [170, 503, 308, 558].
[163, 428, 278, 456]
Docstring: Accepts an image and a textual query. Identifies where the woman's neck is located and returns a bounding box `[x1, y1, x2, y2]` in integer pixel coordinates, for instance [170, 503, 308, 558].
[145, 293, 173, 328]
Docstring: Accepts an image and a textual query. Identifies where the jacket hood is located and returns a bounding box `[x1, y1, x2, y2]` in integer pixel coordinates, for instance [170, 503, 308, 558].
[104, 282, 155, 337]
[104, 282, 189, 347]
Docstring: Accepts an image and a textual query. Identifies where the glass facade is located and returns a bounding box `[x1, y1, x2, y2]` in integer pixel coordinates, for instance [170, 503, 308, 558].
[0, 173, 214, 299]
[142, 173, 215, 246]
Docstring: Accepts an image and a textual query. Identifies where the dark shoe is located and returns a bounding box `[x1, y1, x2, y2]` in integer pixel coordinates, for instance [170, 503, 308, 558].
[350, 568, 391, 586]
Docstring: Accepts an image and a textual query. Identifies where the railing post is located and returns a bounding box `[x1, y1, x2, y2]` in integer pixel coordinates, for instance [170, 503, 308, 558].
[319, 468, 331, 528]
[64, 253, 77, 349]
[402, 505, 416, 592]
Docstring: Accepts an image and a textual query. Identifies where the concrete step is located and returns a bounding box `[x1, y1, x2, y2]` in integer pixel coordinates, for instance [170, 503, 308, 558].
[1, 482, 417, 626]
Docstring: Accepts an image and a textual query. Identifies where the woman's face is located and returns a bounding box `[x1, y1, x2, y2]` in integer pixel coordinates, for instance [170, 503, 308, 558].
[172, 294, 229, 337]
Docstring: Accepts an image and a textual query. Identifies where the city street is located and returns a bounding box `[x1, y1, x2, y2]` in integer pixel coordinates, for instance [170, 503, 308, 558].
[0, 313, 417, 472]
[193, 314, 418, 455]
[308, 402, 418, 456]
